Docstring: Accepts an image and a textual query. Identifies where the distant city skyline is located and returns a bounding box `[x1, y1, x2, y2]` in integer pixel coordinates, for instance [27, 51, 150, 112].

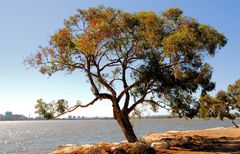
[0, 111, 28, 120]
[0, 0, 240, 117]
[0, 110, 175, 121]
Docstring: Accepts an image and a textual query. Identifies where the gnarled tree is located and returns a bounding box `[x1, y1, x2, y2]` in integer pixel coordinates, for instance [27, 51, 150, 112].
[26, 6, 226, 142]
[200, 80, 240, 127]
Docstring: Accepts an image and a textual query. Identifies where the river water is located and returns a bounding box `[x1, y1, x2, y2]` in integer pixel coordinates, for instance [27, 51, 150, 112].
[0, 118, 239, 154]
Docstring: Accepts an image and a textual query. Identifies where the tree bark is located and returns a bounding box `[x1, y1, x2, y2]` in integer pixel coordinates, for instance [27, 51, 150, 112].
[112, 97, 138, 143]
[116, 112, 138, 143]
[232, 120, 239, 128]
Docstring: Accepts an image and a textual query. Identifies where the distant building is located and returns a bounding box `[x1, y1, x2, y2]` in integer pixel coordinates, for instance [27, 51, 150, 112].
[3, 111, 27, 120]
[0, 114, 4, 120]
[72, 116, 76, 120]
[35, 116, 44, 120]
[68, 115, 72, 120]
[5, 111, 13, 120]
[12, 114, 27, 120]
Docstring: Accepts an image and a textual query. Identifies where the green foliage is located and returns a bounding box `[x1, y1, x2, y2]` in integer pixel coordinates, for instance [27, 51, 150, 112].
[200, 80, 240, 121]
[35, 99, 68, 119]
[27, 6, 226, 120]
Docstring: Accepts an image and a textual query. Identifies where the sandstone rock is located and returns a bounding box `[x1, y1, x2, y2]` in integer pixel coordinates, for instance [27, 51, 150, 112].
[54, 144, 106, 154]
[126, 142, 155, 154]
[166, 131, 180, 133]
[111, 142, 155, 154]
[95, 141, 114, 152]
[121, 140, 128, 143]
[56, 144, 77, 149]
[53, 126, 240, 153]
[151, 142, 169, 149]
[111, 143, 129, 151]
[146, 131, 156, 136]
[181, 136, 192, 146]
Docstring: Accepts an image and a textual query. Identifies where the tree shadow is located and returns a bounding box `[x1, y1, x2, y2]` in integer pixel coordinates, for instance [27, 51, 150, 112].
[182, 136, 240, 153]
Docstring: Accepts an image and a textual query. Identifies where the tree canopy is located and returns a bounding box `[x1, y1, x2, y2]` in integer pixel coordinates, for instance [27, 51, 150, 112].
[26, 6, 227, 142]
[200, 79, 240, 127]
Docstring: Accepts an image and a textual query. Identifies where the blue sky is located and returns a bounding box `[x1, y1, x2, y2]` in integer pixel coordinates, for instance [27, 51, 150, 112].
[0, 0, 239, 117]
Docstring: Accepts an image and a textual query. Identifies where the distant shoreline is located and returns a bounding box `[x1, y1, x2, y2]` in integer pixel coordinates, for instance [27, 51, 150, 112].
[0, 115, 174, 121]
[1, 117, 239, 122]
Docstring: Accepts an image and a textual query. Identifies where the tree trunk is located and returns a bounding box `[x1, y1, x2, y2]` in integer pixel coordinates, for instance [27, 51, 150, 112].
[112, 99, 138, 143]
[116, 112, 138, 143]
[232, 120, 239, 128]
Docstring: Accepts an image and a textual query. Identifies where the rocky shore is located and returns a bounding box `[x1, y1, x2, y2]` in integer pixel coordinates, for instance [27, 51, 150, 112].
[53, 126, 240, 154]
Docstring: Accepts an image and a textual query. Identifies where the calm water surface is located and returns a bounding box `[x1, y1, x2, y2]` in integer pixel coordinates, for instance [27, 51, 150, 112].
[0, 118, 239, 154]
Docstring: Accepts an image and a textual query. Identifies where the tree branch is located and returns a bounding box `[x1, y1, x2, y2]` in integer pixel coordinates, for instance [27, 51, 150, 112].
[86, 57, 99, 96]
[92, 57, 117, 97]
[122, 64, 130, 111]
[54, 93, 112, 118]
[127, 97, 145, 114]
[109, 78, 122, 86]
[117, 79, 143, 102]
[54, 97, 99, 118]
[99, 58, 121, 72]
